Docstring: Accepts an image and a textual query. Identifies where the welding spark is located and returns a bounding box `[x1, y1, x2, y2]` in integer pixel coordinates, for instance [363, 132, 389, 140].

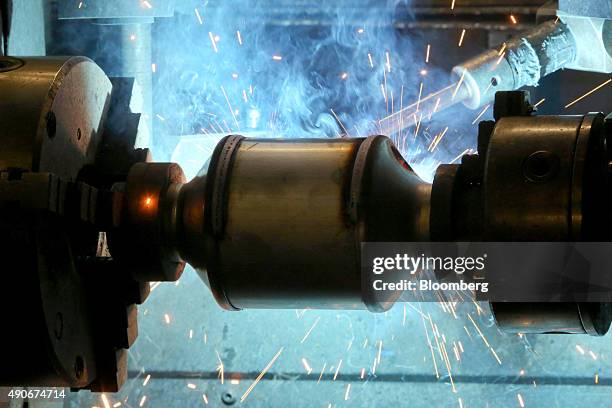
[143, 374, 151, 386]
[533, 98, 545, 109]
[220, 86, 240, 130]
[113, 403, 121, 408]
[78, 2, 83, 9]
[517, 393, 525, 407]
[420, 69, 428, 76]
[272, 55, 283, 61]
[367, 53, 374, 69]
[458, 29, 466, 47]
[416, 82, 424, 112]
[333, 359, 343, 380]
[215, 350, 225, 384]
[139, 396, 147, 407]
[301, 316, 320, 343]
[318, 362, 327, 384]
[202, 394, 209, 404]
[194, 8, 203, 25]
[142, 1, 153, 9]
[156, 114, 165, 121]
[495, 51, 506, 67]
[357, 27, 365, 34]
[425, 44, 431, 63]
[236, 30, 243, 45]
[330, 109, 350, 136]
[564, 78, 611, 109]
[164, 313, 171, 324]
[208, 32, 218, 52]
[240, 347, 284, 402]
[385, 51, 392, 72]
[344, 384, 351, 400]
[151, 63, 157, 73]
[510, 14, 518, 24]
[450, 148, 471, 164]
[301, 358, 313, 374]
[428, 126, 448, 151]
[451, 0, 456, 10]
[576, 344, 586, 354]
[498, 43, 507, 56]
[130, 34, 137, 41]
[101, 394, 111, 408]
[187, 383, 197, 390]
[589, 351, 598, 360]
[340, 72, 348, 80]
[452, 71, 466, 99]
[471, 104, 490, 124]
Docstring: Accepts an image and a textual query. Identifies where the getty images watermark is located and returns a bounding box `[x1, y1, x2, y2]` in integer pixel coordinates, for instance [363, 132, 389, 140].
[361, 242, 612, 303]
[371, 252, 489, 294]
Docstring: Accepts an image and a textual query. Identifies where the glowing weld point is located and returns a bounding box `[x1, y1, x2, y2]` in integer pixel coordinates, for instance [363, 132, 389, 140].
[231, 73, 238, 79]
[357, 28, 365, 34]
[420, 69, 427, 76]
[187, 383, 197, 389]
[144, 197, 153, 207]
[272, 55, 283, 61]
[340, 72, 348, 80]
[164, 313, 171, 324]
[129, 34, 137, 41]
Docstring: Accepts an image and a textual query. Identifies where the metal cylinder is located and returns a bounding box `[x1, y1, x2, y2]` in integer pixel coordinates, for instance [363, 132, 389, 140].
[199, 136, 430, 311]
[126, 136, 431, 311]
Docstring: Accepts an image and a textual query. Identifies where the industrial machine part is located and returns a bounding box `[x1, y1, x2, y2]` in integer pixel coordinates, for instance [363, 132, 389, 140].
[451, 9, 611, 109]
[379, 7, 611, 135]
[0, 54, 610, 391]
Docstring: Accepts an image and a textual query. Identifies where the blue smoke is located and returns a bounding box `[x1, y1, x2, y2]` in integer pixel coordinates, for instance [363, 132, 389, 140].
[152, 0, 479, 180]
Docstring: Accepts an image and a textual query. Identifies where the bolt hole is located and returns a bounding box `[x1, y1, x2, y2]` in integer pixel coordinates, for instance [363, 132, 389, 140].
[523, 151, 559, 183]
[221, 391, 236, 405]
[77, 128, 82, 141]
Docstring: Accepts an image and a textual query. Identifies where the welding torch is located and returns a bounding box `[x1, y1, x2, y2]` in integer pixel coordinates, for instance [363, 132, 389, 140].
[378, 12, 612, 135]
